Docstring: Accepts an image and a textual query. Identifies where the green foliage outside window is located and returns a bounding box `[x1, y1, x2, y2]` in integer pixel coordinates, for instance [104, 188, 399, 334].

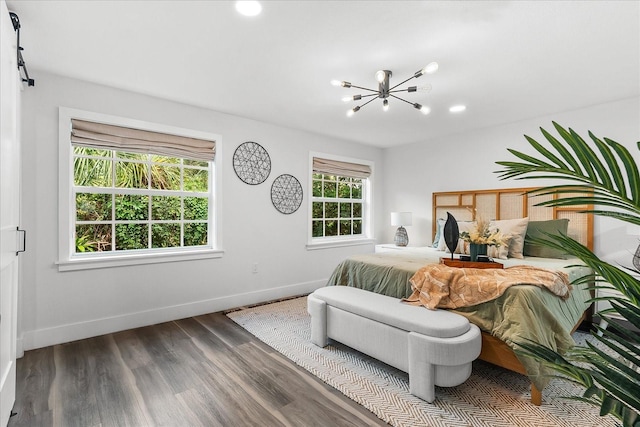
[311, 173, 364, 238]
[75, 223, 112, 252]
[184, 223, 208, 246]
[73, 147, 210, 253]
[115, 223, 148, 250]
[115, 195, 148, 220]
[184, 197, 208, 220]
[152, 196, 181, 220]
[76, 193, 112, 221]
[151, 224, 181, 248]
[184, 168, 208, 192]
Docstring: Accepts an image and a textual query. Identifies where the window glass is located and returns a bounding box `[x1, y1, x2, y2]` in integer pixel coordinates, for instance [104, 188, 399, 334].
[311, 173, 367, 239]
[72, 149, 212, 254]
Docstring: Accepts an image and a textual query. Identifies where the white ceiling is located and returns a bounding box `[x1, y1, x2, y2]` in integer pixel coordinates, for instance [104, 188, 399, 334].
[6, 0, 640, 148]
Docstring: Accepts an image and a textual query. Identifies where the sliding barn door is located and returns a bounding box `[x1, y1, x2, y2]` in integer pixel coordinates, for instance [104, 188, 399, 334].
[0, 2, 21, 425]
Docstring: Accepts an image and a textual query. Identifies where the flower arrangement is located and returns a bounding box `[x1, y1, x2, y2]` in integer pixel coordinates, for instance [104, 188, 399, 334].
[459, 212, 509, 247]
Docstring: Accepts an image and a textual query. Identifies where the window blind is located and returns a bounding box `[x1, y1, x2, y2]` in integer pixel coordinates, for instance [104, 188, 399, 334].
[312, 157, 371, 179]
[71, 119, 216, 162]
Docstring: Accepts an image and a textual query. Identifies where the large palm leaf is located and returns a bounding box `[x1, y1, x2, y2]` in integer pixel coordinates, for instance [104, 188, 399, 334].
[495, 122, 640, 426]
[496, 122, 640, 225]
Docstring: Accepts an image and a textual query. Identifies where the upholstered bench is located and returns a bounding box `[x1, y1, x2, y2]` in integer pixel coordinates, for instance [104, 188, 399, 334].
[307, 286, 481, 403]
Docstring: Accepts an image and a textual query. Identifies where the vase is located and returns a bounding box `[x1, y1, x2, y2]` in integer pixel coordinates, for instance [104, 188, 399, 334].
[469, 243, 488, 262]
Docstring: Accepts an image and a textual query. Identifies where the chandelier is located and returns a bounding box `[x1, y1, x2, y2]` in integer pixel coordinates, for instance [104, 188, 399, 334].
[332, 62, 438, 117]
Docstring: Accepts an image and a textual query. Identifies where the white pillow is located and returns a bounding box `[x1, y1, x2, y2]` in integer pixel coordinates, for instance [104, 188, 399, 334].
[437, 226, 446, 251]
[490, 217, 529, 259]
[433, 218, 446, 248]
[487, 237, 511, 260]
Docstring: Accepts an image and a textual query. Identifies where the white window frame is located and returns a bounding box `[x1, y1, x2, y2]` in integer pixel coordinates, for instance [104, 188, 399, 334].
[57, 107, 223, 271]
[306, 152, 375, 250]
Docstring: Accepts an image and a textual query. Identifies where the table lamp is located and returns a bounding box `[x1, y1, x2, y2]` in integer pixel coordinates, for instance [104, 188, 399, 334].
[391, 212, 412, 246]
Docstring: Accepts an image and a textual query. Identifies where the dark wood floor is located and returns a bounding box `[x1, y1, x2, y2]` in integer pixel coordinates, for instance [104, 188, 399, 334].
[9, 312, 387, 427]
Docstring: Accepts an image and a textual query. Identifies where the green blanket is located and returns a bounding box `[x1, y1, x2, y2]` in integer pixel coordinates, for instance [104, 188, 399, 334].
[326, 248, 593, 390]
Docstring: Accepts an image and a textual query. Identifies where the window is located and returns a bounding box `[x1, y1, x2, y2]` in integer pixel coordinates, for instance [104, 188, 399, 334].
[58, 108, 222, 270]
[73, 148, 210, 252]
[309, 154, 373, 247]
[312, 174, 363, 238]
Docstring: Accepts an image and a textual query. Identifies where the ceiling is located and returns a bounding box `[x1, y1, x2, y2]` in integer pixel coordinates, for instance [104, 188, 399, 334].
[6, 1, 640, 148]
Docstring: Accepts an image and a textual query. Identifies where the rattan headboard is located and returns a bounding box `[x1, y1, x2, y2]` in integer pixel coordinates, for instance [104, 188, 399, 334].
[432, 187, 593, 250]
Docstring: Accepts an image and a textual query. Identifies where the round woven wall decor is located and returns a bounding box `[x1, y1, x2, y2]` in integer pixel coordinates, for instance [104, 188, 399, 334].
[271, 174, 303, 214]
[233, 141, 271, 185]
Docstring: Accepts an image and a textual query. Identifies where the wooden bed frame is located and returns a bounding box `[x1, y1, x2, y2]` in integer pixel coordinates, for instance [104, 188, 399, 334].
[432, 187, 594, 405]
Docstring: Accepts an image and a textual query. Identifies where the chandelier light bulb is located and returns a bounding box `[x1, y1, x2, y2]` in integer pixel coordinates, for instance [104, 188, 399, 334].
[414, 103, 431, 115]
[235, 1, 262, 16]
[383, 99, 389, 111]
[423, 62, 439, 74]
[331, 80, 351, 88]
[375, 70, 386, 83]
[342, 95, 362, 102]
[331, 80, 351, 87]
[418, 84, 432, 92]
[346, 106, 360, 117]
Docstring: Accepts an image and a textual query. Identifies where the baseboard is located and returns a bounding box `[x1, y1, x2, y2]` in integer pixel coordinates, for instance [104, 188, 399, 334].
[16, 336, 24, 359]
[21, 279, 325, 352]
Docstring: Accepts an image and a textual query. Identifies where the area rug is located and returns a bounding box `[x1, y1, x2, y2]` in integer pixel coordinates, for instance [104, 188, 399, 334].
[227, 296, 617, 427]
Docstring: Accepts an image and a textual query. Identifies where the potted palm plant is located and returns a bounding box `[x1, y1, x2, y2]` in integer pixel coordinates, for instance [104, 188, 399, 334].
[496, 122, 640, 426]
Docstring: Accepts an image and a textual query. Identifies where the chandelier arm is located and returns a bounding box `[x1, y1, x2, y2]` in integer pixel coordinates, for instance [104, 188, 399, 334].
[388, 88, 412, 94]
[349, 84, 380, 93]
[389, 94, 415, 106]
[357, 96, 380, 109]
[389, 75, 417, 91]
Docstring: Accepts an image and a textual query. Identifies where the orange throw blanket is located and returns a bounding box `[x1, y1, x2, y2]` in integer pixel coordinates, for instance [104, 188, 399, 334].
[404, 264, 572, 310]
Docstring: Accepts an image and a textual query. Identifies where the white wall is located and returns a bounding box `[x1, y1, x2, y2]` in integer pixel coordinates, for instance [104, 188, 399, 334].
[381, 97, 640, 260]
[19, 71, 384, 351]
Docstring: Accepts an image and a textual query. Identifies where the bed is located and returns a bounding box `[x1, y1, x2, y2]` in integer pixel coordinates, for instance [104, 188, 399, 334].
[327, 187, 594, 405]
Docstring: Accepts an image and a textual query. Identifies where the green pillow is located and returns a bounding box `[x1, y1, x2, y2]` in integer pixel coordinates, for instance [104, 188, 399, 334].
[523, 219, 570, 259]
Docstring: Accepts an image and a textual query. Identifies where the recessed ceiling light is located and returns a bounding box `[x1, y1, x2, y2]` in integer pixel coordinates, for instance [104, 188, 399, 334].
[236, 1, 262, 17]
[449, 105, 466, 113]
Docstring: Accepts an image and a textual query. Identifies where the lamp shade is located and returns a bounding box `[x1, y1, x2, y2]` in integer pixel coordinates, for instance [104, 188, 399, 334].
[391, 212, 412, 227]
